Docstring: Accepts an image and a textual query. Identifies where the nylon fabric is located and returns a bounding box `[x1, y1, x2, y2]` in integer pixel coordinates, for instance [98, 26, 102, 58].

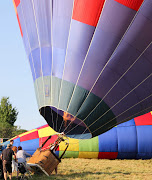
[13, 0, 152, 141]
[9, 112, 152, 159]
[14, 0, 20, 7]
[72, 0, 105, 27]
[117, 126, 137, 159]
[115, 0, 144, 11]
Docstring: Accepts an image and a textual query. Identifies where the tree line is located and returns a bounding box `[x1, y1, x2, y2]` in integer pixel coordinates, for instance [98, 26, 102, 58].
[0, 97, 27, 138]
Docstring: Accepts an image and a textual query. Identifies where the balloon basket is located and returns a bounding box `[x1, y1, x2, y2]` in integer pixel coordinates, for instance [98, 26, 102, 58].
[27, 148, 61, 176]
[27, 133, 69, 176]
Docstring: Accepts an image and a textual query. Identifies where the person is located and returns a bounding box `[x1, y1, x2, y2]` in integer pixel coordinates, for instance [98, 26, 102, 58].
[51, 133, 65, 175]
[50, 144, 58, 175]
[1, 144, 16, 180]
[12, 146, 17, 173]
[49, 140, 61, 175]
[0, 157, 4, 179]
[0, 139, 14, 179]
[53, 148, 58, 175]
[10, 140, 14, 146]
[16, 146, 31, 178]
[0, 139, 14, 152]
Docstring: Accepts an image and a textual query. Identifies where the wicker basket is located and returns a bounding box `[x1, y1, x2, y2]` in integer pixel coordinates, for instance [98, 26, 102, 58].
[27, 134, 68, 176]
[27, 148, 61, 176]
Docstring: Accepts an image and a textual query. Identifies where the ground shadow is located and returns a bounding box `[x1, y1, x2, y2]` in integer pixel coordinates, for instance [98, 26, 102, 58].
[50, 171, 131, 180]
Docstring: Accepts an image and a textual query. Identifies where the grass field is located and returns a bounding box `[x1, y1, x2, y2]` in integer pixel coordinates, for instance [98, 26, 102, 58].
[12, 158, 152, 180]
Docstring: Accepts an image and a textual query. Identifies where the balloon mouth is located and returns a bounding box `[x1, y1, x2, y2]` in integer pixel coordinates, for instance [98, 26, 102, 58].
[39, 106, 92, 139]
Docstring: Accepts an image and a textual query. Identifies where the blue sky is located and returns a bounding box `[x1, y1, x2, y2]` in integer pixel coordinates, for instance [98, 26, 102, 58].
[0, 1, 46, 130]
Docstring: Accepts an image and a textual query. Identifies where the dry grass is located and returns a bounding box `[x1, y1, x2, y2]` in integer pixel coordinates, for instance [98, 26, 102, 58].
[12, 158, 152, 180]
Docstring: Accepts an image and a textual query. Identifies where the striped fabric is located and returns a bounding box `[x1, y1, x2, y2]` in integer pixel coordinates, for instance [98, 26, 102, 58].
[6, 112, 152, 159]
[12, 0, 152, 144]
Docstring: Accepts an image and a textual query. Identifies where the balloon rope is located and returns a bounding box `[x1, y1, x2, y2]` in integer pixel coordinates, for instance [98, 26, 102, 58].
[77, 42, 152, 124]
[63, 39, 150, 134]
[64, 58, 152, 136]
[20, 2, 41, 109]
[84, 92, 152, 138]
[50, 0, 58, 131]
[56, 0, 76, 133]
[80, 105, 152, 146]
[50, 0, 55, 130]
[31, 0, 55, 129]
[65, 0, 142, 115]
[91, 96, 152, 135]
[31, 0, 46, 107]
[65, 0, 107, 113]
[62, 1, 145, 133]
[58, 116, 66, 133]
[68, 105, 152, 146]
[61, 0, 108, 133]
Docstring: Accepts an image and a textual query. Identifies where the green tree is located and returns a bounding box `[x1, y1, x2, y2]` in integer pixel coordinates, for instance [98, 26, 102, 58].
[0, 97, 18, 138]
[12, 126, 27, 137]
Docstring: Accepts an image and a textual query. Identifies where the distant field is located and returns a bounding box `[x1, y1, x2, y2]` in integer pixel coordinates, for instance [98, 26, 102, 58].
[12, 158, 152, 180]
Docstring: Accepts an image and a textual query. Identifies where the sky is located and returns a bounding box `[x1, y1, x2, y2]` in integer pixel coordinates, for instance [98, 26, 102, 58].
[0, 1, 46, 130]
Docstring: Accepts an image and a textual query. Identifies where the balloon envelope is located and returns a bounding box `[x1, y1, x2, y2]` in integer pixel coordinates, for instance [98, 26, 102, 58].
[1, 111, 152, 159]
[13, 0, 152, 138]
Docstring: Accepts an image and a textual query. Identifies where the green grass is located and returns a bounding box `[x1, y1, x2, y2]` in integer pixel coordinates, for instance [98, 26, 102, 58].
[12, 158, 152, 180]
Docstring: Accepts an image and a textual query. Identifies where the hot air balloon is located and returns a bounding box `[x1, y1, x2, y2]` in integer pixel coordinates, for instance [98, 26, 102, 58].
[12, 0, 152, 140]
[1, 111, 152, 159]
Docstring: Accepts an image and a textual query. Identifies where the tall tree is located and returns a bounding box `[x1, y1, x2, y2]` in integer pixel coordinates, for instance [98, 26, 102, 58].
[0, 97, 18, 138]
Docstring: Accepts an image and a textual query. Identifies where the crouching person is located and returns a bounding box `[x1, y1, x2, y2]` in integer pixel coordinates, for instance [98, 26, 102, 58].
[16, 146, 31, 179]
[1, 144, 16, 180]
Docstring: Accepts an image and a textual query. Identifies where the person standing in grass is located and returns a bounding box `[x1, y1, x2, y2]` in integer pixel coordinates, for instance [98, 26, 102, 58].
[12, 146, 17, 173]
[1, 144, 16, 180]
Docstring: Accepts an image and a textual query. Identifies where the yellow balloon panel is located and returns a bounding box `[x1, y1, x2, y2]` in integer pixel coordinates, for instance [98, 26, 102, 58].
[59, 138, 79, 151]
[78, 152, 98, 159]
[38, 127, 56, 138]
